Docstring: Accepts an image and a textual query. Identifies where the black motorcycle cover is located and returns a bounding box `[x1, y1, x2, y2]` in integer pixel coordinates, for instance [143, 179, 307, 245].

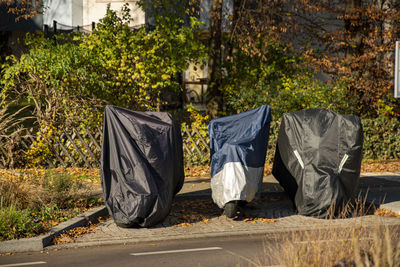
[100, 105, 184, 227]
[272, 109, 363, 217]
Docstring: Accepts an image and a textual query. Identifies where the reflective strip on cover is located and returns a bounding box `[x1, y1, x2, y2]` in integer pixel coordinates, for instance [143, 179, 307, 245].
[293, 150, 305, 169]
[338, 154, 349, 174]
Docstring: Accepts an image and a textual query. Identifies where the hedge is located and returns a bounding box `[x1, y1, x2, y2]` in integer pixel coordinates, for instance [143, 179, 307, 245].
[362, 115, 400, 160]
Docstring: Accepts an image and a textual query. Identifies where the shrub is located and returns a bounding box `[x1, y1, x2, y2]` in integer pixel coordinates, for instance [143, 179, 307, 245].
[0, 206, 44, 241]
[362, 115, 400, 160]
[1, 33, 103, 130]
[1, 2, 207, 168]
[77, 3, 206, 111]
[1, 2, 207, 130]
[223, 40, 358, 119]
[266, 121, 280, 163]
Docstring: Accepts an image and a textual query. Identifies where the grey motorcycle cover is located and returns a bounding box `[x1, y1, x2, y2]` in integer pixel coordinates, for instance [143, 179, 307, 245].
[100, 105, 184, 227]
[272, 109, 363, 217]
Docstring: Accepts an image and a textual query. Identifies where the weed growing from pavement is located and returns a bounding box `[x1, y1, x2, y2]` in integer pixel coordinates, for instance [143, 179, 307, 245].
[323, 190, 375, 219]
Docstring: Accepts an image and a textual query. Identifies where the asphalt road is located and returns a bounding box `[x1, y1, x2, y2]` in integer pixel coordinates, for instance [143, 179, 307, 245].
[2, 226, 399, 267]
[0, 236, 279, 267]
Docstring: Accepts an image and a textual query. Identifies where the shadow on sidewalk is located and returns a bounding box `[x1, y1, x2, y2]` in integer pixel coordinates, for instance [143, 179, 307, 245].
[160, 176, 400, 227]
[358, 175, 400, 206]
[166, 183, 295, 226]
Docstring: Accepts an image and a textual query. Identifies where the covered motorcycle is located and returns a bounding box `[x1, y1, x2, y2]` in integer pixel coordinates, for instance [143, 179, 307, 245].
[272, 109, 363, 217]
[101, 105, 184, 227]
[209, 105, 272, 216]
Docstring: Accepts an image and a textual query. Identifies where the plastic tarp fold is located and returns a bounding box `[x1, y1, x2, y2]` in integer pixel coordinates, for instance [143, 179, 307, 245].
[272, 109, 363, 217]
[209, 105, 272, 208]
[100, 105, 184, 227]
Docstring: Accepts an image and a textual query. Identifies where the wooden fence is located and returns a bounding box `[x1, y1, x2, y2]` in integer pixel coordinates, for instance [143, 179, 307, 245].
[181, 125, 209, 157]
[0, 125, 209, 169]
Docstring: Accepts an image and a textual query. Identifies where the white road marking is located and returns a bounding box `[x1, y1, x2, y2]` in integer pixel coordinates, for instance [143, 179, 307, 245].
[0, 262, 46, 267]
[130, 247, 222, 256]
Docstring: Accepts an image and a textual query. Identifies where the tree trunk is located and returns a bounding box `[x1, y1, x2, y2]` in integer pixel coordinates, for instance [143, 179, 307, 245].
[344, 0, 364, 57]
[207, 0, 223, 118]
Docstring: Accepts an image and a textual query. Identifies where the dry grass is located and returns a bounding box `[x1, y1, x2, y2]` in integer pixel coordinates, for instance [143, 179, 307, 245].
[0, 168, 100, 210]
[0, 172, 46, 209]
[322, 190, 376, 220]
[264, 225, 400, 267]
[257, 193, 399, 267]
[0, 168, 102, 240]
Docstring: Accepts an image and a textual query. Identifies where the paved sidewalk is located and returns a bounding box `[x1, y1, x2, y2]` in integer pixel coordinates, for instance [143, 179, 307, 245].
[1, 173, 400, 253]
[54, 173, 400, 249]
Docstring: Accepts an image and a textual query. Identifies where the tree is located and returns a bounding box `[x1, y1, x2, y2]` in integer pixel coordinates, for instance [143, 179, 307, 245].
[0, 0, 43, 21]
[222, 0, 400, 116]
[205, 0, 294, 117]
[297, 0, 400, 115]
[207, 0, 224, 118]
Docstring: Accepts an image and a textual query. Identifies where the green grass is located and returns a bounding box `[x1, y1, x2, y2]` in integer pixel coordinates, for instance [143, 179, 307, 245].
[0, 206, 44, 241]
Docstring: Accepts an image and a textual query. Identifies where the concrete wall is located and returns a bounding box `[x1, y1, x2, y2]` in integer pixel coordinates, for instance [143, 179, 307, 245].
[42, 0, 145, 29]
[82, 0, 145, 28]
[43, 0, 82, 29]
[72, 0, 84, 27]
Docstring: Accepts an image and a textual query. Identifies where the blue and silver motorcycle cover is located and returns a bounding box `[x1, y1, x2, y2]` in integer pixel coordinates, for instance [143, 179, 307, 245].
[209, 105, 272, 208]
[272, 109, 363, 217]
[101, 105, 184, 227]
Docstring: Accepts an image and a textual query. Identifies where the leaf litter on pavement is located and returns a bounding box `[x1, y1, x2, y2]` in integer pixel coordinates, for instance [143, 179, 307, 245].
[169, 195, 283, 227]
[52, 216, 108, 245]
[374, 208, 400, 219]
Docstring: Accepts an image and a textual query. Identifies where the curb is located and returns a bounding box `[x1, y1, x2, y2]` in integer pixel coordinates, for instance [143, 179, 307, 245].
[0, 206, 108, 254]
[49, 218, 400, 250]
